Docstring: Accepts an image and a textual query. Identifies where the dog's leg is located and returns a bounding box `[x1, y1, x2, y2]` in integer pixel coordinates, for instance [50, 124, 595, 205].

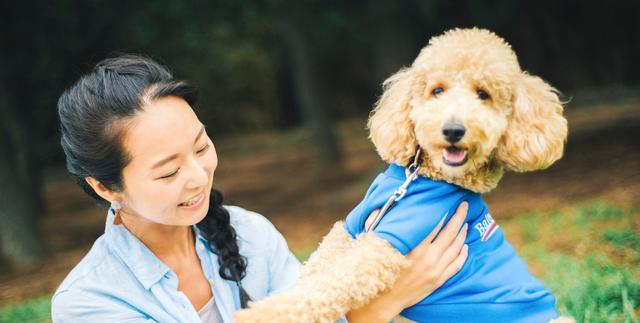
[299, 222, 355, 278]
[234, 225, 409, 323]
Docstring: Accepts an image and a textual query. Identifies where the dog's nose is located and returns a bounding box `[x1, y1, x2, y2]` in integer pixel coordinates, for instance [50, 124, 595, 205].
[442, 123, 466, 143]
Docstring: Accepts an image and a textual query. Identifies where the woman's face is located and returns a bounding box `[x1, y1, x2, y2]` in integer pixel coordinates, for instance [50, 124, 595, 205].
[118, 96, 217, 226]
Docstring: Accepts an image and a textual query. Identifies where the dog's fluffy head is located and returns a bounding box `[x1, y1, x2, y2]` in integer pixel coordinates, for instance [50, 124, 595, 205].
[368, 28, 568, 192]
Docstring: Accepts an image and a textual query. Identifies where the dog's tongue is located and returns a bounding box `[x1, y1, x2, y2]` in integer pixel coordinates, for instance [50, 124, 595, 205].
[445, 148, 466, 163]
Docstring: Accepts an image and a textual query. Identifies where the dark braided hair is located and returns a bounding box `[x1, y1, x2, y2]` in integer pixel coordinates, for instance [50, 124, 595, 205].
[57, 54, 251, 307]
[197, 189, 251, 307]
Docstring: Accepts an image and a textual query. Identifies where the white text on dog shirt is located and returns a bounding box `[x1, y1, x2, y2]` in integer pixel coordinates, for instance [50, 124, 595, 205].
[475, 213, 499, 241]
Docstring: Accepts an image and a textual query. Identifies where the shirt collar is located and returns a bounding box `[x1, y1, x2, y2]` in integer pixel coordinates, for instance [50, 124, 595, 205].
[105, 208, 172, 290]
[385, 163, 409, 180]
[192, 224, 210, 246]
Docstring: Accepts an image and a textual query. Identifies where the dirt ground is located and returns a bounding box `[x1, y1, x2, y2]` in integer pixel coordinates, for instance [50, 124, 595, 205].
[1, 99, 639, 304]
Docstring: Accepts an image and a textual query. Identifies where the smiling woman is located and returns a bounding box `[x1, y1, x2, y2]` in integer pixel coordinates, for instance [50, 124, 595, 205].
[54, 56, 258, 321]
[51, 55, 469, 323]
[107, 96, 217, 226]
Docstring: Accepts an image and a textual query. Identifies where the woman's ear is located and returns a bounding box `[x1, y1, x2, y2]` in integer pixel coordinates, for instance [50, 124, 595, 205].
[368, 68, 418, 166]
[497, 73, 568, 172]
[85, 177, 121, 204]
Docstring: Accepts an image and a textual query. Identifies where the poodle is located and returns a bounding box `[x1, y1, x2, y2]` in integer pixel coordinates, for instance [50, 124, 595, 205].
[235, 28, 572, 323]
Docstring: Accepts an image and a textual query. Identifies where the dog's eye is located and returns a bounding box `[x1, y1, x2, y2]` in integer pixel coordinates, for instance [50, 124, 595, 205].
[432, 87, 445, 97]
[477, 89, 491, 100]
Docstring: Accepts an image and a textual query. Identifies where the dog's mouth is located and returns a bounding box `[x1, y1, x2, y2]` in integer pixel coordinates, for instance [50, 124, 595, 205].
[443, 146, 468, 167]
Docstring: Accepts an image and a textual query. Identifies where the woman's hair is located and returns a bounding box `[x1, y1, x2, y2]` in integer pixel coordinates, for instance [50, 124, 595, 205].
[58, 55, 251, 307]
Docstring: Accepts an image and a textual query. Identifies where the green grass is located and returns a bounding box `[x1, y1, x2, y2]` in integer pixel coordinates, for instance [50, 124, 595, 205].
[294, 248, 314, 262]
[0, 296, 51, 323]
[604, 229, 640, 253]
[2, 201, 638, 323]
[512, 202, 639, 323]
[521, 247, 639, 323]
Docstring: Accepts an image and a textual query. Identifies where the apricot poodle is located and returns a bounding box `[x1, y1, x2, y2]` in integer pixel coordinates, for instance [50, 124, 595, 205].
[235, 28, 572, 323]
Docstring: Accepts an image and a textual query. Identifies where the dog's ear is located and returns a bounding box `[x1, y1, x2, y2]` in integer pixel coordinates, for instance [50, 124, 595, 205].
[368, 68, 418, 165]
[497, 72, 567, 172]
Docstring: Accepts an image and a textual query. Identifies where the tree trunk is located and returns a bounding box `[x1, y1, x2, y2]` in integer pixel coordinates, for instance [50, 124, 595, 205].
[0, 85, 47, 268]
[278, 9, 342, 164]
[367, 2, 418, 83]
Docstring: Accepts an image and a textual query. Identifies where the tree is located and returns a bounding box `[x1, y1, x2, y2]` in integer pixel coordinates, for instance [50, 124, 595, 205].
[273, 1, 343, 164]
[0, 70, 47, 267]
[0, 0, 122, 267]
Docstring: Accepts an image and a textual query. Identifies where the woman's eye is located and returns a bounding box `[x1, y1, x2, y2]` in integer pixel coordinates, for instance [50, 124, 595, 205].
[197, 144, 210, 154]
[477, 89, 491, 100]
[160, 169, 179, 179]
[432, 87, 445, 97]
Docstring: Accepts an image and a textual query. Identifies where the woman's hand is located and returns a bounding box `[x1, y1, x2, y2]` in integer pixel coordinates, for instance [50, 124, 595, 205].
[346, 202, 469, 323]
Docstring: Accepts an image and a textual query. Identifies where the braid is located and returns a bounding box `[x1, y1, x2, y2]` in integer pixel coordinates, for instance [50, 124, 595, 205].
[196, 189, 252, 308]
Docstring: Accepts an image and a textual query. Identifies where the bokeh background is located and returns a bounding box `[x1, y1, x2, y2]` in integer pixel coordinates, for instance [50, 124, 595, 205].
[1, 1, 639, 322]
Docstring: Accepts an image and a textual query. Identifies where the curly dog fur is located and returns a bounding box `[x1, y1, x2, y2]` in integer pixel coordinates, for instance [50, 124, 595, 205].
[369, 28, 567, 192]
[234, 223, 409, 323]
[235, 28, 570, 322]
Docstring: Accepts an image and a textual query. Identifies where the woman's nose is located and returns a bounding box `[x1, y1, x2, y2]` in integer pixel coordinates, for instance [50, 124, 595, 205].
[184, 158, 209, 188]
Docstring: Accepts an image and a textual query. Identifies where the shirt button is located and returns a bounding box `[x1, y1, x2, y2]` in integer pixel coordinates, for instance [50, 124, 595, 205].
[197, 244, 205, 251]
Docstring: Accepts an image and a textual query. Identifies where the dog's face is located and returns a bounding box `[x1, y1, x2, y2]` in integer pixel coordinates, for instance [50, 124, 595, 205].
[369, 28, 567, 191]
[410, 80, 508, 179]
[408, 30, 519, 179]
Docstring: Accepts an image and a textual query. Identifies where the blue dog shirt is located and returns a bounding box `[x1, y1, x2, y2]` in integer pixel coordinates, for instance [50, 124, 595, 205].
[344, 164, 560, 323]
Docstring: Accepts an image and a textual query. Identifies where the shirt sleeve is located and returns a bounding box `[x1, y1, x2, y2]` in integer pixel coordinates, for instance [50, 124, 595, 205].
[52, 289, 154, 323]
[369, 187, 485, 255]
[225, 205, 301, 296]
[265, 220, 301, 295]
[373, 193, 455, 255]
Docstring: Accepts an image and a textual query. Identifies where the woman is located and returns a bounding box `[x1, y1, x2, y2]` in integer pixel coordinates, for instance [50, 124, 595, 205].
[52, 55, 468, 322]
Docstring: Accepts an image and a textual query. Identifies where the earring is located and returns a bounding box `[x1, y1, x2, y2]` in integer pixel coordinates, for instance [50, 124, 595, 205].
[111, 200, 122, 210]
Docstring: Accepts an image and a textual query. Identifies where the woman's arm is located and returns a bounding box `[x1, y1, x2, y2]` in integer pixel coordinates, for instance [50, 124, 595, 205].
[346, 202, 469, 323]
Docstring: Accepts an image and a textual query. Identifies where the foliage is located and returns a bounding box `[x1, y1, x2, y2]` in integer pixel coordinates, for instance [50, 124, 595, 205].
[5, 0, 640, 157]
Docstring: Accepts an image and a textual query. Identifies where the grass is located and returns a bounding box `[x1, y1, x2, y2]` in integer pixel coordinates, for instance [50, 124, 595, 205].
[0, 296, 50, 323]
[505, 201, 639, 323]
[533, 251, 639, 322]
[2, 201, 638, 323]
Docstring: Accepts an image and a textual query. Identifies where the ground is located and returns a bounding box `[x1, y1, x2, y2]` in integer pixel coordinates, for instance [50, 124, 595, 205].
[0, 99, 639, 320]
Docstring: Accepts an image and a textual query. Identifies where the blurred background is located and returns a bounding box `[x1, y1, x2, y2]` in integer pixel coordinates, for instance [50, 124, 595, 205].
[1, 1, 639, 322]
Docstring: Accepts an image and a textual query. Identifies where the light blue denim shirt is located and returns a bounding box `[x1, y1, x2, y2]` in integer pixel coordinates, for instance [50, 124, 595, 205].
[51, 205, 301, 322]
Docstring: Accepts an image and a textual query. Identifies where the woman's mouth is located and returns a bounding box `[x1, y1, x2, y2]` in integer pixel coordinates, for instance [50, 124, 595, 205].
[178, 191, 205, 210]
[443, 146, 468, 166]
